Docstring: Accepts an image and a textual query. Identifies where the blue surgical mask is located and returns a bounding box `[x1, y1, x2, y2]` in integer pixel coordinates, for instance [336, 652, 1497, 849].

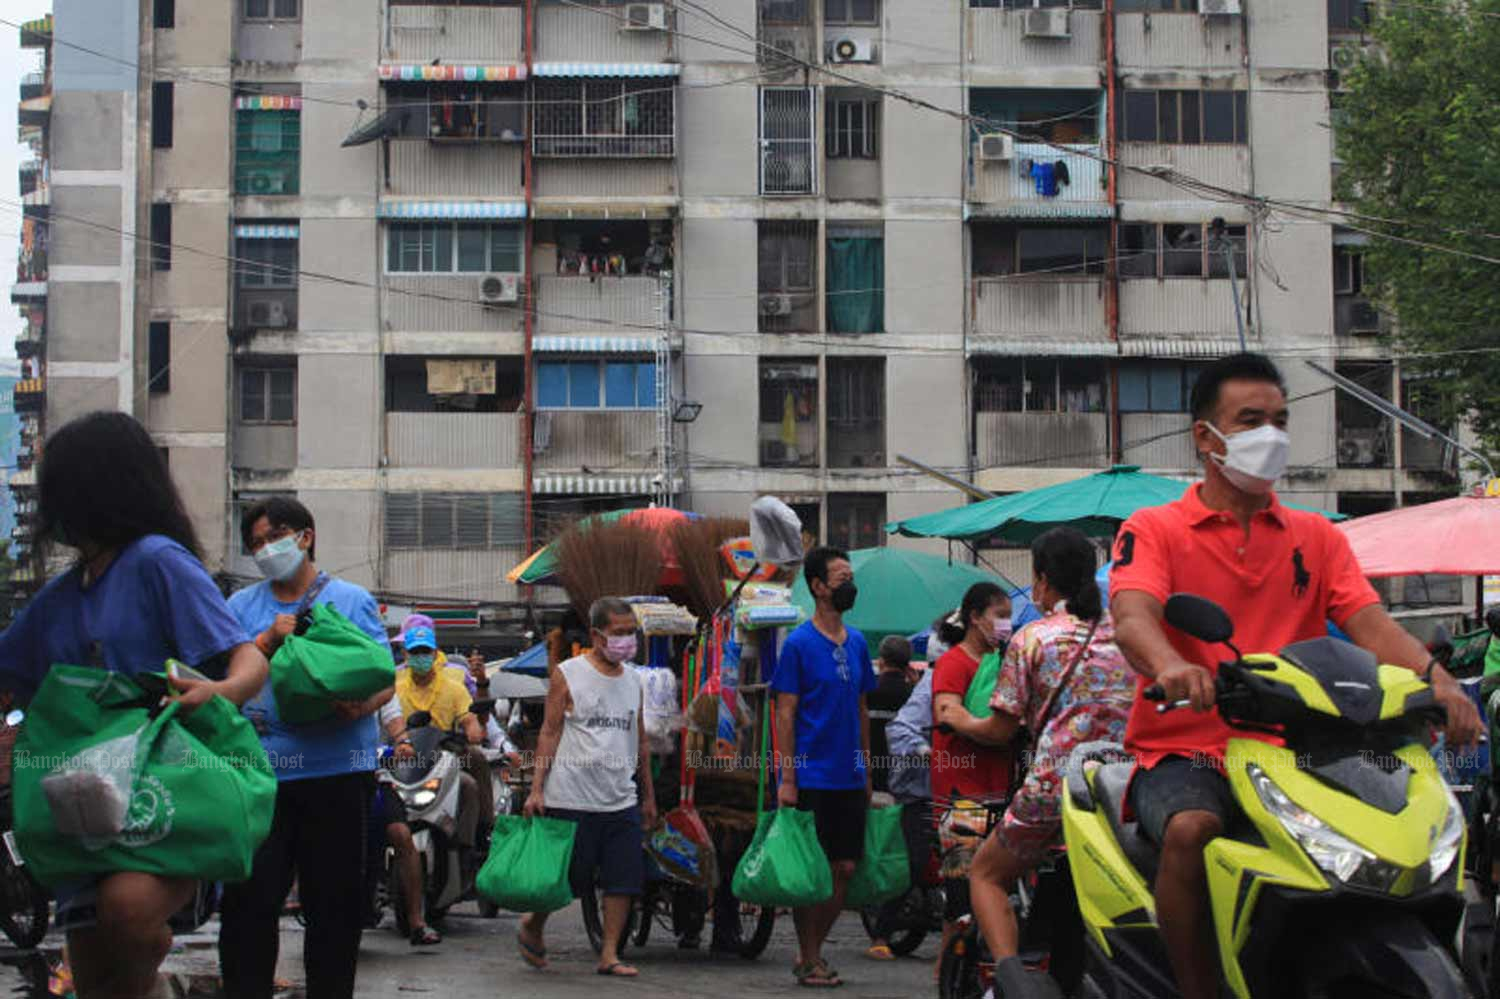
[254, 532, 305, 582]
[408, 653, 435, 675]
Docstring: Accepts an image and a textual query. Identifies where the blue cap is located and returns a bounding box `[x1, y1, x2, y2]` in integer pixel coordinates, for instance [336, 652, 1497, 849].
[403, 626, 437, 651]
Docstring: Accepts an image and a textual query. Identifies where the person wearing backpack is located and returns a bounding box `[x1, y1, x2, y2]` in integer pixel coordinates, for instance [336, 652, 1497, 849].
[0, 412, 269, 999]
[219, 497, 394, 999]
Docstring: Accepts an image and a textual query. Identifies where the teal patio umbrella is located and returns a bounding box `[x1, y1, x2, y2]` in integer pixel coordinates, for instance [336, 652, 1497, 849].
[886, 465, 1345, 545]
[791, 546, 1015, 648]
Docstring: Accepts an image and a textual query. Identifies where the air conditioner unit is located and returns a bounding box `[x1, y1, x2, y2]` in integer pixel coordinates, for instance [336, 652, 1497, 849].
[246, 298, 290, 329]
[1198, 0, 1242, 14]
[1330, 41, 1363, 73]
[977, 133, 1014, 163]
[478, 273, 520, 305]
[1023, 9, 1070, 39]
[759, 293, 793, 317]
[245, 169, 286, 196]
[827, 37, 875, 64]
[620, 2, 669, 31]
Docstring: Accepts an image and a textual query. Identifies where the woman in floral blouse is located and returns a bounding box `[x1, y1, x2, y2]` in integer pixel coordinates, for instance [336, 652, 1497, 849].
[965, 527, 1134, 999]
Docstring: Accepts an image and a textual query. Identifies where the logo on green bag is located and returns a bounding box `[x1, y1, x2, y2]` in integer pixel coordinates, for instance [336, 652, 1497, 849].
[119, 775, 175, 847]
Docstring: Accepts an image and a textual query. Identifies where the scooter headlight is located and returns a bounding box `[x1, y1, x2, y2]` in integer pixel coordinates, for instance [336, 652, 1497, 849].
[1247, 765, 1400, 892]
[1426, 791, 1465, 883]
[411, 789, 437, 809]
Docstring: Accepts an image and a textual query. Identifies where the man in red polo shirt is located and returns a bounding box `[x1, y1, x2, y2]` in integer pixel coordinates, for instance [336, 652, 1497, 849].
[1110, 352, 1482, 999]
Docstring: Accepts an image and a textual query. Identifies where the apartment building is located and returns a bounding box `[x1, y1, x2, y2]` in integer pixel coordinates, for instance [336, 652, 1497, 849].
[9, 0, 1456, 627]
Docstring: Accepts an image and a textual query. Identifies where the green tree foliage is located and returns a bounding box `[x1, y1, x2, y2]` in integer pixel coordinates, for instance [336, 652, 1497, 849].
[1335, 0, 1500, 460]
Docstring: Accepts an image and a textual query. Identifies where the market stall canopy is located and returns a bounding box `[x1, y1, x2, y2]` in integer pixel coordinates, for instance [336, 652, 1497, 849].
[482, 667, 549, 700]
[502, 642, 549, 678]
[791, 547, 1015, 647]
[886, 465, 1345, 544]
[504, 507, 700, 586]
[1339, 492, 1500, 577]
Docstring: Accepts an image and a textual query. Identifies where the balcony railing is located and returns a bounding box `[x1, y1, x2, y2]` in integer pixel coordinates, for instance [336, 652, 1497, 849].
[383, 4, 524, 64]
[533, 410, 659, 470]
[1118, 280, 1243, 338]
[967, 8, 1104, 68]
[535, 275, 669, 335]
[386, 412, 521, 469]
[976, 411, 1109, 469]
[971, 278, 1107, 338]
[384, 548, 526, 603]
[969, 143, 1108, 216]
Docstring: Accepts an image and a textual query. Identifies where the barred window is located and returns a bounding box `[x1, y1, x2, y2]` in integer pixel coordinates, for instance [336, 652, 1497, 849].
[385, 493, 525, 550]
[385, 223, 522, 273]
[235, 238, 298, 289]
[826, 98, 878, 159]
[533, 80, 675, 158]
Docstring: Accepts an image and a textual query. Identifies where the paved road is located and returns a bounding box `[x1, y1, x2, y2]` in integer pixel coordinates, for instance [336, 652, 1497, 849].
[0, 900, 938, 998]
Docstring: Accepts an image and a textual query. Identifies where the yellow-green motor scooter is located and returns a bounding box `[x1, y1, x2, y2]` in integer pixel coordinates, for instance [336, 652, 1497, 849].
[1061, 594, 1468, 999]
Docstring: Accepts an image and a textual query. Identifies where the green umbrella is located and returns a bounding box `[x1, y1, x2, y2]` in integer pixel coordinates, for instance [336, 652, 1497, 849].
[790, 547, 1015, 648]
[885, 465, 1346, 545]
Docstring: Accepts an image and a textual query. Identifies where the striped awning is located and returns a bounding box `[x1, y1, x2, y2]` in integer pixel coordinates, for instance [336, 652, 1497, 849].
[235, 95, 302, 111]
[533, 473, 676, 496]
[530, 200, 677, 220]
[379, 64, 526, 83]
[964, 201, 1114, 221]
[968, 338, 1117, 358]
[533, 336, 659, 355]
[531, 63, 681, 78]
[377, 201, 527, 220]
[234, 223, 300, 240]
[14, 379, 43, 394]
[1119, 338, 1246, 359]
[19, 14, 51, 42]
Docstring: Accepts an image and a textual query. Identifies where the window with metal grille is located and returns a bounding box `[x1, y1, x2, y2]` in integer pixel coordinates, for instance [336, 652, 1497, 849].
[235, 109, 300, 195]
[760, 87, 816, 195]
[826, 358, 884, 468]
[758, 221, 816, 293]
[760, 0, 809, 23]
[385, 492, 525, 550]
[148, 322, 170, 394]
[1117, 222, 1247, 279]
[386, 82, 526, 142]
[824, 0, 878, 25]
[150, 203, 172, 271]
[240, 367, 296, 424]
[243, 0, 299, 20]
[152, 82, 174, 149]
[975, 359, 1108, 414]
[826, 97, 878, 159]
[827, 493, 885, 551]
[759, 359, 819, 468]
[1120, 89, 1247, 144]
[235, 238, 299, 289]
[532, 80, 675, 158]
[1328, 0, 1371, 32]
[385, 223, 523, 273]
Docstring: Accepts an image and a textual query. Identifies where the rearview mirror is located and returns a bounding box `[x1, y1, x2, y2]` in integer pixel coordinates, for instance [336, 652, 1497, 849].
[1164, 594, 1234, 645]
[406, 710, 432, 730]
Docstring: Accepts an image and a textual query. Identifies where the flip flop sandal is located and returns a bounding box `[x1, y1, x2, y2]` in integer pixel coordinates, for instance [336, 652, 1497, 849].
[794, 962, 842, 988]
[410, 925, 442, 947]
[866, 944, 896, 961]
[517, 932, 548, 969]
[597, 963, 639, 978]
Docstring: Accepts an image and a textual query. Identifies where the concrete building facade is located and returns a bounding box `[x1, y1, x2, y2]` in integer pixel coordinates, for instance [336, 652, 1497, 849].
[10, 0, 1454, 627]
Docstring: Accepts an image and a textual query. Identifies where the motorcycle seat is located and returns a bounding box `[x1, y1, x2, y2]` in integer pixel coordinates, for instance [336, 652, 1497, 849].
[1093, 762, 1161, 887]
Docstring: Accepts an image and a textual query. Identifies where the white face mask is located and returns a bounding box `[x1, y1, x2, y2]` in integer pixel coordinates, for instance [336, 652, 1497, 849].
[1202, 422, 1290, 495]
[254, 532, 306, 582]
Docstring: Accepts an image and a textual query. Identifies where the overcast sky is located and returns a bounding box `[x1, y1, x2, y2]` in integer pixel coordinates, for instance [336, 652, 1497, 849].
[2, 0, 54, 373]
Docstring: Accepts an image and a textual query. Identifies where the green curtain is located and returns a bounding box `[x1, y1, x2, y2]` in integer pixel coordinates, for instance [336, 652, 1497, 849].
[826, 237, 884, 334]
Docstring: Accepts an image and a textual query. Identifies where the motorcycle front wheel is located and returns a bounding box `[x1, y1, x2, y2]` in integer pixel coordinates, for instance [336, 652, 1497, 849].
[735, 902, 776, 960]
[859, 886, 931, 957]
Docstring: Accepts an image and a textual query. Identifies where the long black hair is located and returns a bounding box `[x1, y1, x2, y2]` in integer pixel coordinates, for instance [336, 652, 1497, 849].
[937, 581, 1007, 647]
[37, 411, 203, 561]
[1032, 527, 1103, 621]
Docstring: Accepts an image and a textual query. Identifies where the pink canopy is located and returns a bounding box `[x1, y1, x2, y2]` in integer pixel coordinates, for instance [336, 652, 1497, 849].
[1340, 493, 1500, 578]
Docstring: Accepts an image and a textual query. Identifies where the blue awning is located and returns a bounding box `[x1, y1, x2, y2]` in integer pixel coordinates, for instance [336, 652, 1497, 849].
[531, 62, 681, 78]
[505, 641, 549, 677]
[376, 201, 527, 220]
[533, 335, 658, 354]
[234, 223, 300, 240]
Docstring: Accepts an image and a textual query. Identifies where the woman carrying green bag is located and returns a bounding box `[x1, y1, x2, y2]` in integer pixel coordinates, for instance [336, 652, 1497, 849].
[0, 413, 270, 999]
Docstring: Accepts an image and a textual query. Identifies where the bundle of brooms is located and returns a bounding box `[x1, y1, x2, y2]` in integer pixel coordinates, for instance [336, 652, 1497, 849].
[668, 517, 751, 619]
[555, 519, 663, 619]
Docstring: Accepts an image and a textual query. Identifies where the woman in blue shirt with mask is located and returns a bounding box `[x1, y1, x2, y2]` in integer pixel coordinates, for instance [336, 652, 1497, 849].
[0, 412, 268, 999]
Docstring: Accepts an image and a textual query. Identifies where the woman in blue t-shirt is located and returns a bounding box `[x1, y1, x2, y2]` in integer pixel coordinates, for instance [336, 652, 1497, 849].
[0, 412, 267, 999]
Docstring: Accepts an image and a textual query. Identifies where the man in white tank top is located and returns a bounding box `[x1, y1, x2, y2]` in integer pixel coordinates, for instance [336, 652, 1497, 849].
[518, 597, 655, 979]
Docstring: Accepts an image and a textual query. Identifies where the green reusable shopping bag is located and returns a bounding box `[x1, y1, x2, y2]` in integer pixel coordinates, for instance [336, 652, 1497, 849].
[13, 665, 277, 888]
[730, 696, 833, 908]
[476, 814, 577, 913]
[845, 804, 910, 907]
[270, 602, 397, 724]
[962, 651, 1002, 719]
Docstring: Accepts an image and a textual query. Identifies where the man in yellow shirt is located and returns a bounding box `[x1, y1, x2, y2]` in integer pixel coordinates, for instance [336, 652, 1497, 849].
[392, 627, 490, 847]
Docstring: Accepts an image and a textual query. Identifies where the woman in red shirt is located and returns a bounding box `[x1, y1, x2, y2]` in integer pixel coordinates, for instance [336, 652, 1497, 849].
[928, 581, 1012, 967]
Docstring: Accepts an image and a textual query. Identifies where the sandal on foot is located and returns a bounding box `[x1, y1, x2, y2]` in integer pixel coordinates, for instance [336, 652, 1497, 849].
[517, 932, 548, 969]
[794, 961, 842, 988]
[866, 944, 895, 961]
[597, 962, 639, 978]
[410, 925, 441, 946]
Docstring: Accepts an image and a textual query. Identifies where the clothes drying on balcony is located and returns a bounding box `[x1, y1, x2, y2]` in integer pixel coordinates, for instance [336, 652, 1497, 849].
[1024, 159, 1070, 197]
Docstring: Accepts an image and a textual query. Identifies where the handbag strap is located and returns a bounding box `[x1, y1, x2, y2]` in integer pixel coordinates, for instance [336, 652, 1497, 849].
[293, 572, 332, 617]
[1033, 618, 1100, 734]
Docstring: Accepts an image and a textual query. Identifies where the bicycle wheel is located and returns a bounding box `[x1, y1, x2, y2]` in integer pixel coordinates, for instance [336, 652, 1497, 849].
[737, 902, 776, 960]
[937, 922, 987, 999]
